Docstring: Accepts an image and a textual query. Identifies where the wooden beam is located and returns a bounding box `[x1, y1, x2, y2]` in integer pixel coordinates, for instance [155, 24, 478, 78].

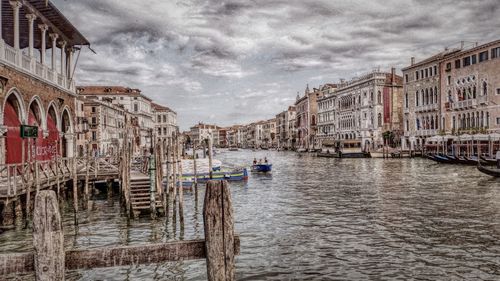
[0, 236, 240, 275]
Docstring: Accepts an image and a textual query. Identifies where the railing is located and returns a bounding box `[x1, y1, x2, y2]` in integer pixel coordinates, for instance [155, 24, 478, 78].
[478, 95, 488, 104]
[0, 40, 73, 93]
[0, 157, 120, 198]
[451, 99, 478, 110]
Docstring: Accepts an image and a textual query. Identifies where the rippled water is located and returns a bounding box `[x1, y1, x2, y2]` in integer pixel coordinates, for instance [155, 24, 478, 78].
[1, 150, 500, 280]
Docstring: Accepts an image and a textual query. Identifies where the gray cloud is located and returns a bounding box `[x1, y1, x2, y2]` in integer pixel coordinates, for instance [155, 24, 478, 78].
[52, 0, 500, 129]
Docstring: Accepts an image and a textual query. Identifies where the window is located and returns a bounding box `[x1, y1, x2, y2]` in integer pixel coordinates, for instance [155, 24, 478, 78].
[377, 113, 382, 127]
[425, 69, 428, 78]
[91, 117, 97, 124]
[416, 71, 419, 80]
[158, 128, 161, 135]
[157, 115, 161, 122]
[463, 56, 471, 66]
[377, 91, 381, 104]
[447, 75, 451, 85]
[497, 117, 500, 125]
[92, 132, 97, 141]
[471, 54, 477, 64]
[483, 81, 488, 95]
[415, 91, 419, 106]
[134, 103, 138, 112]
[455, 60, 461, 69]
[497, 88, 500, 95]
[446, 62, 452, 70]
[492, 47, 500, 59]
[405, 74, 408, 83]
[479, 51, 489, 62]
[405, 92, 408, 108]
[91, 107, 96, 113]
[433, 66, 437, 76]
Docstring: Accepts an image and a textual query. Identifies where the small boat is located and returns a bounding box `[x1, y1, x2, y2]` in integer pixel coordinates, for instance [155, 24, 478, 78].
[181, 168, 248, 185]
[477, 165, 500, 177]
[428, 154, 454, 164]
[251, 164, 272, 172]
[480, 156, 496, 165]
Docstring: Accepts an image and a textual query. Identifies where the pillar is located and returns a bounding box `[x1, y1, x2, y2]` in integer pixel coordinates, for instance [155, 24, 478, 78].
[64, 133, 74, 158]
[59, 41, 66, 76]
[49, 33, 59, 70]
[38, 24, 48, 64]
[26, 14, 37, 57]
[66, 47, 73, 78]
[10, 1, 22, 49]
[0, 126, 6, 165]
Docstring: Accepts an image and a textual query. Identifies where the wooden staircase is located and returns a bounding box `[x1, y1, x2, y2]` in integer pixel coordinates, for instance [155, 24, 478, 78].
[130, 175, 163, 217]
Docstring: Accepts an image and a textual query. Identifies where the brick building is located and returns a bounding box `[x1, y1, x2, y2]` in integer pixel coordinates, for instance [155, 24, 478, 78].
[0, 0, 89, 164]
[152, 102, 177, 144]
[295, 85, 322, 150]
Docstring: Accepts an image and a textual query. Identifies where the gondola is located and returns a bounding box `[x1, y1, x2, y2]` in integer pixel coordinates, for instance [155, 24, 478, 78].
[480, 156, 497, 165]
[428, 154, 454, 164]
[477, 165, 500, 177]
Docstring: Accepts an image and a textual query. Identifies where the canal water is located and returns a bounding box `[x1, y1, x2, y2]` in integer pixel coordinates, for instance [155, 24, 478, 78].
[1, 150, 500, 280]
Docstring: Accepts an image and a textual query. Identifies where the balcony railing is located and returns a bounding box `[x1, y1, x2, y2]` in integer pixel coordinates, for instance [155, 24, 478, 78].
[0, 40, 75, 93]
[415, 103, 439, 113]
[451, 99, 477, 110]
[478, 95, 488, 105]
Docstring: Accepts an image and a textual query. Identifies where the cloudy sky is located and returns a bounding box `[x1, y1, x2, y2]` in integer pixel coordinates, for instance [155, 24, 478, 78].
[53, 0, 499, 130]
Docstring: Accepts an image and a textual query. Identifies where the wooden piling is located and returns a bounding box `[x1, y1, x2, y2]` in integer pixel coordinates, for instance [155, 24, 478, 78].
[177, 138, 185, 227]
[193, 145, 198, 200]
[207, 138, 213, 179]
[203, 180, 235, 281]
[33, 190, 64, 281]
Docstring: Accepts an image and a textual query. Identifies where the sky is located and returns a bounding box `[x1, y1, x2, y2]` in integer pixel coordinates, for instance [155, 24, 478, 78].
[53, 0, 500, 130]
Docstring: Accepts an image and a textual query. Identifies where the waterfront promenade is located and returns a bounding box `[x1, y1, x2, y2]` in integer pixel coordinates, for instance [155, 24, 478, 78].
[1, 149, 499, 280]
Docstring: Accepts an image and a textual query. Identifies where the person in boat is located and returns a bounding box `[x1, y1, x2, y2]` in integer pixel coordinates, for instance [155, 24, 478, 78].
[264, 157, 268, 164]
[496, 150, 500, 169]
[258, 159, 263, 164]
[253, 158, 257, 165]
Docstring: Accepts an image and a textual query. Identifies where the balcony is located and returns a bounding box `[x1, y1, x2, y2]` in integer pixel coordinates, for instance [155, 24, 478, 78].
[477, 95, 488, 105]
[0, 40, 75, 93]
[415, 103, 439, 113]
[416, 129, 438, 137]
[451, 99, 478, 110]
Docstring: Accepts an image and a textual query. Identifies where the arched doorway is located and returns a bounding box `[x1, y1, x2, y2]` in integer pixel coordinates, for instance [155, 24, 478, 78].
[46, 103, 60, 160]
[28, 98, 44, 161]
[3, 92, 25, 164]
[61, 108, 73, 157]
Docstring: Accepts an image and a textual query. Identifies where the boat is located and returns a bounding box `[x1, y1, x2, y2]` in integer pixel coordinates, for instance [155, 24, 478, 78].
[181, 168, 248, 185]
[480, 156, 496, 165]
[251, 164, 272, 172]
[427, 154, 454, 164]
[477, 165, 500, 177]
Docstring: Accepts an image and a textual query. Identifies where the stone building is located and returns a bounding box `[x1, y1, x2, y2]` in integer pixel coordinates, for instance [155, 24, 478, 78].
[317, 84, 339, 147]
[401, 50, 460, 150]
[77, 86, 154, 154]
[331, 69, 403, 151]
[152, 102, 177, 144]
[295, 85, 322, 150]
[262, 118, 276, 148]
[276, 106, 296, 150]
[441, 40, 500, 135]
[82, 97, 128, 157]
[188, 122, 217, 148]
[0, 0, 89, 164]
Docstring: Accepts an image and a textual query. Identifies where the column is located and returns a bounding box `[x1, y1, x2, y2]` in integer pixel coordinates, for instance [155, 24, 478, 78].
[26, 14, 37, 57]
[66, 47, 73, 78]
[10, 1, 22, 49]
[59, 41, 66, 75]
[49, 33, 59, 70]
[38, 24, 48, 64]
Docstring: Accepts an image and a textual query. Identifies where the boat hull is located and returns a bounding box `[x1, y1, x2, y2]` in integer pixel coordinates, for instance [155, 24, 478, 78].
[477, 165, 500, 177]
[251, 164, 272, 172]
[181, 168, 248, 185]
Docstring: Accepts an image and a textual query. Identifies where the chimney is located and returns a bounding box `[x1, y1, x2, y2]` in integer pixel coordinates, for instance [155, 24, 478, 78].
[411, 57, 415, 65]
[391, 67, 396, 85]
[461, 41, 465, 49]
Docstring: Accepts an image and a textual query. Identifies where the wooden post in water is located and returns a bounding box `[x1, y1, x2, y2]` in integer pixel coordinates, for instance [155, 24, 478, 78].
[193, 144, 198, 201]
[84, 143, 90, 205]
[203, 180, 235, 281]
[207, 137, 213, 179]
[164, 141, 171, 219]
[177, 137, 185, 228]
[33, 190, 64, 281]
[172, 136, 178, 223]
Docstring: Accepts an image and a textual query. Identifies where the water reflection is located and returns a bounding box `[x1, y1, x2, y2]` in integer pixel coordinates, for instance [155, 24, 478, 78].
[0, 150, 499, 280]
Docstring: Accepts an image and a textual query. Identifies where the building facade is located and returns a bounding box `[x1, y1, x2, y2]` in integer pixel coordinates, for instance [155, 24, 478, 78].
[441, 40, 500, 135]
[77, 86, 154, 154]
[317, 84, 339, 147]
[276, 106, 296, 149]
[295, 85, 322, 150]
[0, 0, 89, 164]
[152, 102, 177, 144]
[331, 69, 403, 151]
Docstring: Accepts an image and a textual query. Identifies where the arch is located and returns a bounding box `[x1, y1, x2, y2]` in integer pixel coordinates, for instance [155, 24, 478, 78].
[377, 91, 381, 104]
[46, 101, 61, 132]
[483, 81, 488, 95]
[377, 113, 382, 127]
[28, 96, 46, 131]
[61, 106, 74, 133]
[2, 88, 27, 125]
